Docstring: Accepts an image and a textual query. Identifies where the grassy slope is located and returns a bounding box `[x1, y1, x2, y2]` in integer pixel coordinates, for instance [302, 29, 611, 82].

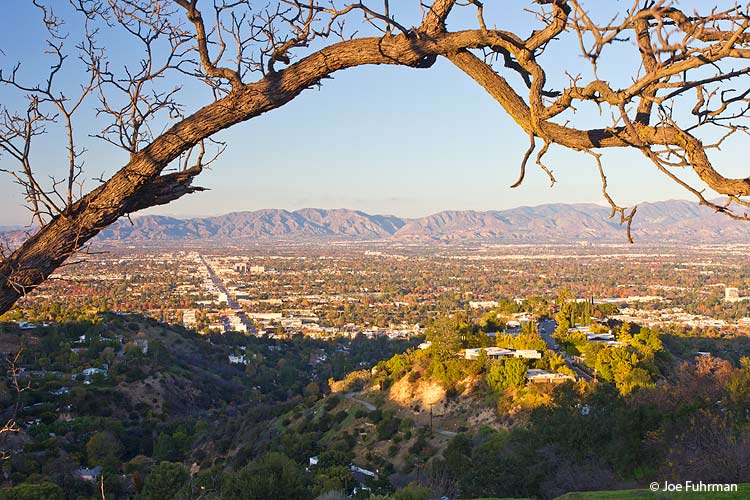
[472, 483, 750, 500]
[554, 484, 750, 499]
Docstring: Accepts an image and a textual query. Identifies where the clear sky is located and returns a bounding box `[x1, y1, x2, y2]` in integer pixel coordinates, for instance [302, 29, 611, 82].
[0, 0, 745, 226]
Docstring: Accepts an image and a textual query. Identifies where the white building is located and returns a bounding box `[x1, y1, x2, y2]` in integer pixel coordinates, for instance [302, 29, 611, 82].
[464, 347, 542, 360]
[469, 300, 499, 309]
[134, 333, 149, 354]
[183, 309, 197, 329]
[228, 354, 248, 365]
[75, 466, 103, 482]
[526, 368, 575, 383]
[585, 331, 614, 341]
[726, 286, 741, 302]
[226, 315, 248, 333]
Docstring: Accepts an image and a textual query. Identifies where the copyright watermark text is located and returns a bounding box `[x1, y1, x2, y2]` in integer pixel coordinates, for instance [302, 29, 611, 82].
[649, 481, 738, 493]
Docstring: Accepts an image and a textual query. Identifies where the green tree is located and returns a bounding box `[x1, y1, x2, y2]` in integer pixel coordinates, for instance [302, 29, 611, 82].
[619, 322, 634, 344]
[305, 381, 321, 399]
[221, 452, 309, 500]
[616, 366, 654, 395]
[443, 433, 473, 481]
[478, 310, 502, 333]
[425, 317, 463, 359]
[313, 466, 353, 496]
[153, 432, 178, 462]
[726, 357, 750, 409]
[521, 321, 537, 335]
[632, 327, 662, 353]
[0, 483, 64, 500]
[503, 358, 528, 389]
[472, 348, 489, 375]
[86, 431, 122, 469]
[392, 482, 431, 500]
[553, 320, 570, 340]
[68, 350, 80, 368]
[486, 358, 528, 391]
[141, 462, 189, 500]
[100, 346, 116, 364]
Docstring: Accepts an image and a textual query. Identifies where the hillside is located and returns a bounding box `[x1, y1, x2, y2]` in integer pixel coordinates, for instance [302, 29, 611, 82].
[4, 311, 750, 499]
[85, 200, 750, 243]
[472, 485, 750, 500]
[553, 484, 750, 499]
[98, 208, 406, 241]
[268, 315, 750, 499]
[0, 315, 416, 499]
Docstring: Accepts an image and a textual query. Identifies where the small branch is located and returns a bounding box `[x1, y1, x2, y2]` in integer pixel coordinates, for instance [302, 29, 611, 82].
[535, 140, 555, 187]
[0, 348, 29, 460]
[586, 149, 637, 243]
[510, 133, 536, 188]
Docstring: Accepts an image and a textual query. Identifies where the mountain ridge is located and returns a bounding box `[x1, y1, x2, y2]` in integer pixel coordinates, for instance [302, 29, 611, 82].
[82, 200, 750, 243]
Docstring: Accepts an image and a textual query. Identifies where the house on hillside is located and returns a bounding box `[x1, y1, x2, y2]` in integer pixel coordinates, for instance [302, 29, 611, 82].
[585, 331, 623, 347]
[74, 466, 102, 482]
[228, 354, 248, 365]
[464, 347, 542, 360]
[350, 465, 377, 486]
[134, 332, 149, 354]
[505, 321, 522, 336]
[74, 366, 108, 384]
[526, 368, 575, 383]
[514, 349, 542, 359]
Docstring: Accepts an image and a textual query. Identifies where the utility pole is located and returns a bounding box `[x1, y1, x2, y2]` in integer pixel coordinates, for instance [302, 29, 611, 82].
[429, 403, 433, 434]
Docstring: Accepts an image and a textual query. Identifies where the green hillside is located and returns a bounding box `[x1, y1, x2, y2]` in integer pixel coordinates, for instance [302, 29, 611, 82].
[554, 484, 750, 499]
[474, 483, 750, 500]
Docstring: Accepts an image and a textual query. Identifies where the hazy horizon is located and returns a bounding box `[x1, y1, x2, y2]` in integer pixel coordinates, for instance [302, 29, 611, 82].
[0, 197, 707, 229]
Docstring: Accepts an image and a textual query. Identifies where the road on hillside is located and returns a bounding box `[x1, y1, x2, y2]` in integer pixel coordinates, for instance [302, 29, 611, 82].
[538, 319, 559, 351]
[345, 392, 376, 411]
[537, 319, 593, 382]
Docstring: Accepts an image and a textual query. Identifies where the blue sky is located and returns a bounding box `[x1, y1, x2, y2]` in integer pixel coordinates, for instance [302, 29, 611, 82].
[0, 0, 745, 225]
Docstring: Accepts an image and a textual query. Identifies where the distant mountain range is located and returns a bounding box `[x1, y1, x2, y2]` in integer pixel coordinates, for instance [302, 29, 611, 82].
[2, 200, 748, 246]
[81, 200, 750, 243]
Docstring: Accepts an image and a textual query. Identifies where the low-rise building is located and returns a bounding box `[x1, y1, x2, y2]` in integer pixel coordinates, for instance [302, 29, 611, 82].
[228, 354, 248, 365]
[74, 466, 102, 482]
[183, 309, 197, 329]
[134, 333, 149, 354]
[465, 347, 542, 360]
[526, 368, 575, 383]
